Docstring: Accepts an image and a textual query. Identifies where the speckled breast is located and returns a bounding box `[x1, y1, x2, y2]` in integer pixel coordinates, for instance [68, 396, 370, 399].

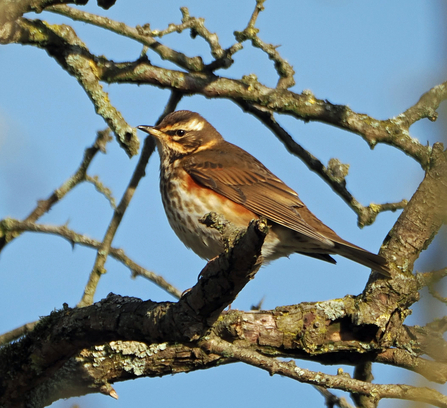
[159, 161, 256, 260]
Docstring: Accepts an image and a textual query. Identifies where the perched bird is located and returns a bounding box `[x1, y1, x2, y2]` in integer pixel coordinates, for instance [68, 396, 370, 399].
[138, 110, 390, 277]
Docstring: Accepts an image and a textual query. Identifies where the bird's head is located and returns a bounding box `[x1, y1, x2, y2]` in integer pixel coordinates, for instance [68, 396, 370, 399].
[138, 110, 223, 161]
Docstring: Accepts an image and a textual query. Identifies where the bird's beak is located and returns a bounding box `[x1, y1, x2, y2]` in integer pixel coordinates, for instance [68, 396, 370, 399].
[137, 125, 166, 139]
[137, 125, 155, 135]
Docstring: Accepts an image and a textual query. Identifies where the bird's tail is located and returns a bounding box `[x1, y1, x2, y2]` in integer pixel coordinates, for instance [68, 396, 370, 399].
[334, 242, 391, 278]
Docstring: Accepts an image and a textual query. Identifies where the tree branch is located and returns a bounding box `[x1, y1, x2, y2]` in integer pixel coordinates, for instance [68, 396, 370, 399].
[237, 101, 408, 226]
[0, 128, 111, 253]
[0, 321, 38, 345]
[79, 135, 156, 306]
[204, 337, 447, 408]
[352, 361, 376, 408]
[4, 293, 447, 406]
[0, 218, 266, 406]
[234, 0, 295, 89]
[45, 4, 206, 72]
[98, 59, 433, 165]
[1, 17, 440, 166]
[0, 219, 183, 300]
[0, 18, 140, 156]
[401, 81, 447, 125]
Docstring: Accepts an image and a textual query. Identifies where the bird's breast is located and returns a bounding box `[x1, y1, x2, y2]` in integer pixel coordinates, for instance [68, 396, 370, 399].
[159, 164, 256, 259]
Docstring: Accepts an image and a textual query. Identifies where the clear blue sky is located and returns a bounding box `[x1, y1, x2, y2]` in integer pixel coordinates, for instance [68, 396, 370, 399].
[0, 1, 446, 407]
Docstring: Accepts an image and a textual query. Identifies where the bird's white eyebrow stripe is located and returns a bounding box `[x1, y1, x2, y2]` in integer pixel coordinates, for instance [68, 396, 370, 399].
[184, 118, 204, 131]
[165, 118, 204, 132]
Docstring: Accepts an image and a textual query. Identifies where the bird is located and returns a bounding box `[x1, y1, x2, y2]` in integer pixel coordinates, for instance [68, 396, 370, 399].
[137, 110, 390, 277]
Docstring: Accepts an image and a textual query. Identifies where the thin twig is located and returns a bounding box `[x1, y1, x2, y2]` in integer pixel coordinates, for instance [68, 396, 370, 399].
[46, 4, 205, 72]
[0, 219, 182, 299]
[46, 4, 244, 73]
[425, 316, 447, 334]
[399, 81, 447, 126]
[352, 361, 376, 408]
[85, 175, 116, 208]
[78, 91, 183, 307]
[0, 129, 112, 253]
[416, 267, 447, 303]
[79, 135, 156, 307]
[314, 385, 354, 408]
[0, 321, 38, 346]
[28, 18, 139, 156]
[234, 0, 295, 89]
[157, 90, 184, 125]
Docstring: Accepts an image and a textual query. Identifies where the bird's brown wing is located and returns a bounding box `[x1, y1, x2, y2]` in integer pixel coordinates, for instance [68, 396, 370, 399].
[183, 142, 391, 277]
[182, 142, 334, 246]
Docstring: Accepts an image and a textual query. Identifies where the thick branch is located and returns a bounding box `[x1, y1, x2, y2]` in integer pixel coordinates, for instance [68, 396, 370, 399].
[4, 295, 447, 406]
[381, 144, 447, 272]
[97, 60, 432, 165]
[0, 219, 266, 406]
[351, 144, 447, 335]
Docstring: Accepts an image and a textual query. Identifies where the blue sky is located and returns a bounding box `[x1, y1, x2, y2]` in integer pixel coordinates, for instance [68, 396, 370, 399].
[0, 1, 446, 407]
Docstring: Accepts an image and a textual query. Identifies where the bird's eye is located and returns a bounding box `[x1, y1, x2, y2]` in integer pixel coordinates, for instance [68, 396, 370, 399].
[176, 129, 186, 137]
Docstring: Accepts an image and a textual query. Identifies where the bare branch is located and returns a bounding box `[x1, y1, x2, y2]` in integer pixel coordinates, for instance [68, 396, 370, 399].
[0, 321, 38, 345]
[426, 316, 447, 334]
[95, 58, 433, 165]
[80, 134, 156, 306]
[0, 18, 139, 156]
[417, 267, 447, 288]
[204, 337, 447, 407]
[45, 4, 206, 72]
[46, 4, 244, 73]
[156, 90, 184, 125]
[2, 18, 439, 165]
[237, 101, 407, 226]
[416, 267, 447, 304]
[376, 348, 447, 384]
[314, 385, 354, 408]
[314, 385, 353, 408]
[85, 175, 116, 208]
[0, 219, 182, 299]
[0, 0, 89, 24]
[0, 128, 112, 253]
[400, 81, 447, 125]
[234, 0, 295, 89]
[376, 144, 447, 276]
[352, 361, 376, 408]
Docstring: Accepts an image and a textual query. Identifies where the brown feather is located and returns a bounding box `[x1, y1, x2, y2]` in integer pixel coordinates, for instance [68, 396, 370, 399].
[183, 140, 391, 277]
[183, 141, 335, 245]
